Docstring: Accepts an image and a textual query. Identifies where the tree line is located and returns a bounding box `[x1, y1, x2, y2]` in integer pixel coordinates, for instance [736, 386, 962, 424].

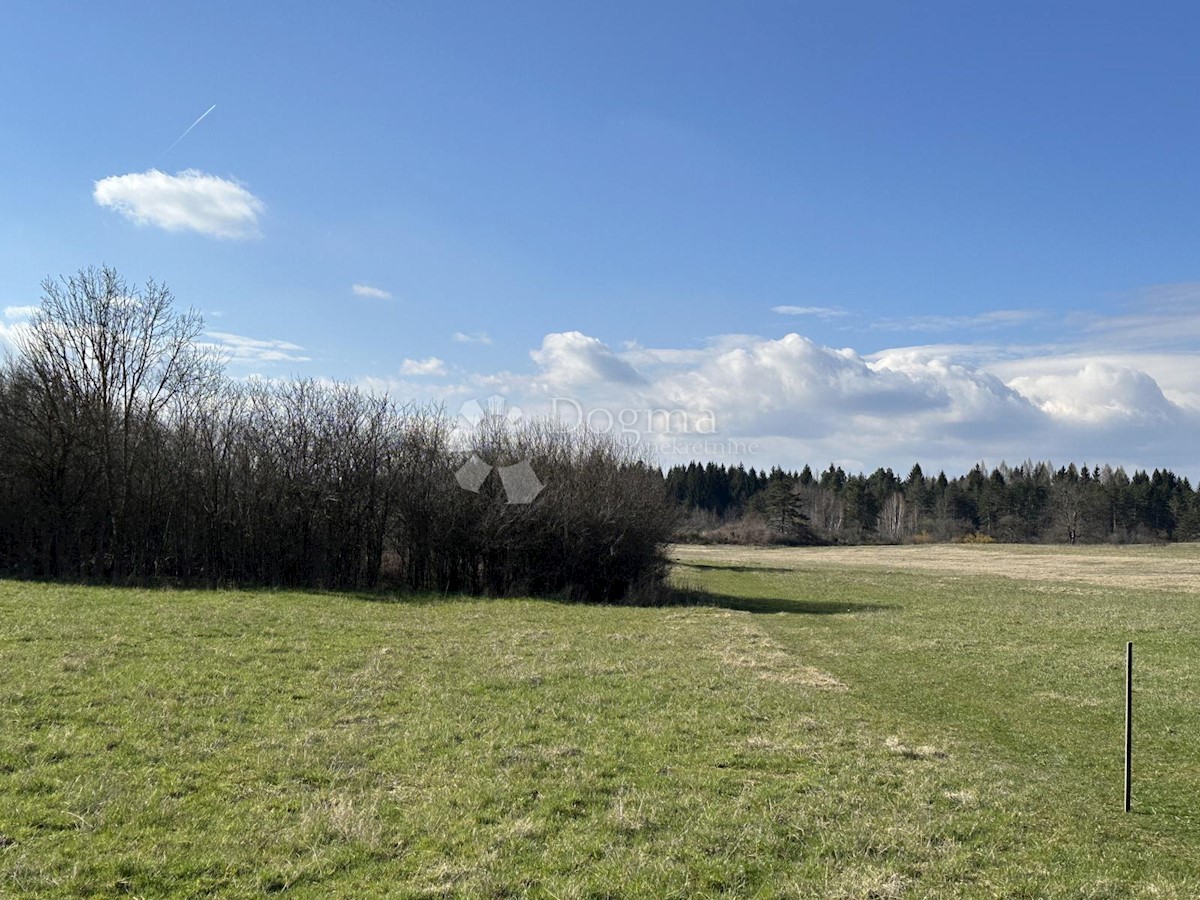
[0, 268, 675, 600]
[667, 459, 1200, 545]
[6, 268, 1192, 596]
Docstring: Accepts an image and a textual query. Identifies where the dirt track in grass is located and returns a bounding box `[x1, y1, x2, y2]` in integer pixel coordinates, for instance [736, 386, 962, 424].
[670, 542, 1200, 594]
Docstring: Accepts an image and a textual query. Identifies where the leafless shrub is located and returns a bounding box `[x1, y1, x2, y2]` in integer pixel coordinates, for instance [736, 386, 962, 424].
[0, 268, 677, 600]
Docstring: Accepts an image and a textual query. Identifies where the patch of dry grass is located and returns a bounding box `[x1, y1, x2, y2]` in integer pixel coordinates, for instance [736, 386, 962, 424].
[716, 616, 849, 690]
[671, 541, 1200, 593]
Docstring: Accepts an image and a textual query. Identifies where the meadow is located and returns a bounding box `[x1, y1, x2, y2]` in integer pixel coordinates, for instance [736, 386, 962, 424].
[2, 544, 1199, 897]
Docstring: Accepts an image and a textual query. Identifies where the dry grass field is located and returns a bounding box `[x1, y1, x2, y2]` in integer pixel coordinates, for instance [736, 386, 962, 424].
[672, 541, 1200, 594]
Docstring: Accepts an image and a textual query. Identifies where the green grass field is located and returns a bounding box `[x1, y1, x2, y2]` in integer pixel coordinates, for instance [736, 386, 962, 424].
[2, 544, 1199, 898]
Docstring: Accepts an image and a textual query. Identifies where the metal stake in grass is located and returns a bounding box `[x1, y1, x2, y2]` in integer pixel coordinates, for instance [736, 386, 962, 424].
[1124, 641, 1133, 813]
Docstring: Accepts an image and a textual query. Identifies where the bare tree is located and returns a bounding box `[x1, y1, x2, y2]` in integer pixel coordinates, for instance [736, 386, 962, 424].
[878, 491, 918, 542]
[8, 267, 218, 576]
[0, 268, 678, 597]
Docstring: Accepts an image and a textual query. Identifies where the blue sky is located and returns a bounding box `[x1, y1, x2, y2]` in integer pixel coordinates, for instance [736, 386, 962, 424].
[3, 2, 1200, 476]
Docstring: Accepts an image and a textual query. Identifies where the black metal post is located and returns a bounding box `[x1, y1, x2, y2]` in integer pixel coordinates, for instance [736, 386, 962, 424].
[1124, 641, 1133, 813]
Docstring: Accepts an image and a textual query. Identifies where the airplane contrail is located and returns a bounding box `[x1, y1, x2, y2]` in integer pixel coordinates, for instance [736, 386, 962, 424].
[158, 104, 217, 161]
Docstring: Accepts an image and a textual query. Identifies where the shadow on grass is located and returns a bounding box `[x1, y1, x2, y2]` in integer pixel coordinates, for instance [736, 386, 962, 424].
[654, 586, 895, 615]
[346, 584, 893, 615]
[673, 562, 799, 575]
[0, 574, 890, 616]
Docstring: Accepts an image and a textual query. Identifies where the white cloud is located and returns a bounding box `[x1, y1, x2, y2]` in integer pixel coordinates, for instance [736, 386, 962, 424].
[352, 283, 393, 300]
[655, 334, 941, 430]
[452, 331, 492, 344]
[93, 169, 264, 239]
[988, 351, 1200, 413]
[0, 319, 32, 354]
[634, 335, 1044, 461]
[457, 327, 1200, 476]
[400, 356, 447, 376]
[496, 331, 1040, 468]
[4, 305, 38, 320]
[871, 309, 1042, 332]
[348, 288, 1200, 478]
[530, 331, 646, 388]
[772, 305, 850, 318]
[1007, 362, 1178, 425]
[1079, 283, 1200, 350]
[203, 331, 309, 363]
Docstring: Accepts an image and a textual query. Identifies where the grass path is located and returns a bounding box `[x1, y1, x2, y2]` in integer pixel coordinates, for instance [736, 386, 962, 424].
[2, 545, 1199, 896]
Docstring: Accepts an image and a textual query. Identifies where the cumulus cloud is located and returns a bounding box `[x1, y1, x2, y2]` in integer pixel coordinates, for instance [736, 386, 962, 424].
[1007, 362, 1177, 425]
[3, 305, 38, 320]
[467, 327, 1199, 476]
[655, 334, 942, 432]
[499, 331, 1038, 467]
[615, 335, 1045, 466]
[400, 356, 447, 376]
[990, 352, 1200, 413]
[93, 169, 264, 239]
[0, 319, 32, 354]
[352, 283, 392, 300]
[530, 331, 646, 388]
[351, 291, 1200, 476]
[203, 331, 309, 363]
